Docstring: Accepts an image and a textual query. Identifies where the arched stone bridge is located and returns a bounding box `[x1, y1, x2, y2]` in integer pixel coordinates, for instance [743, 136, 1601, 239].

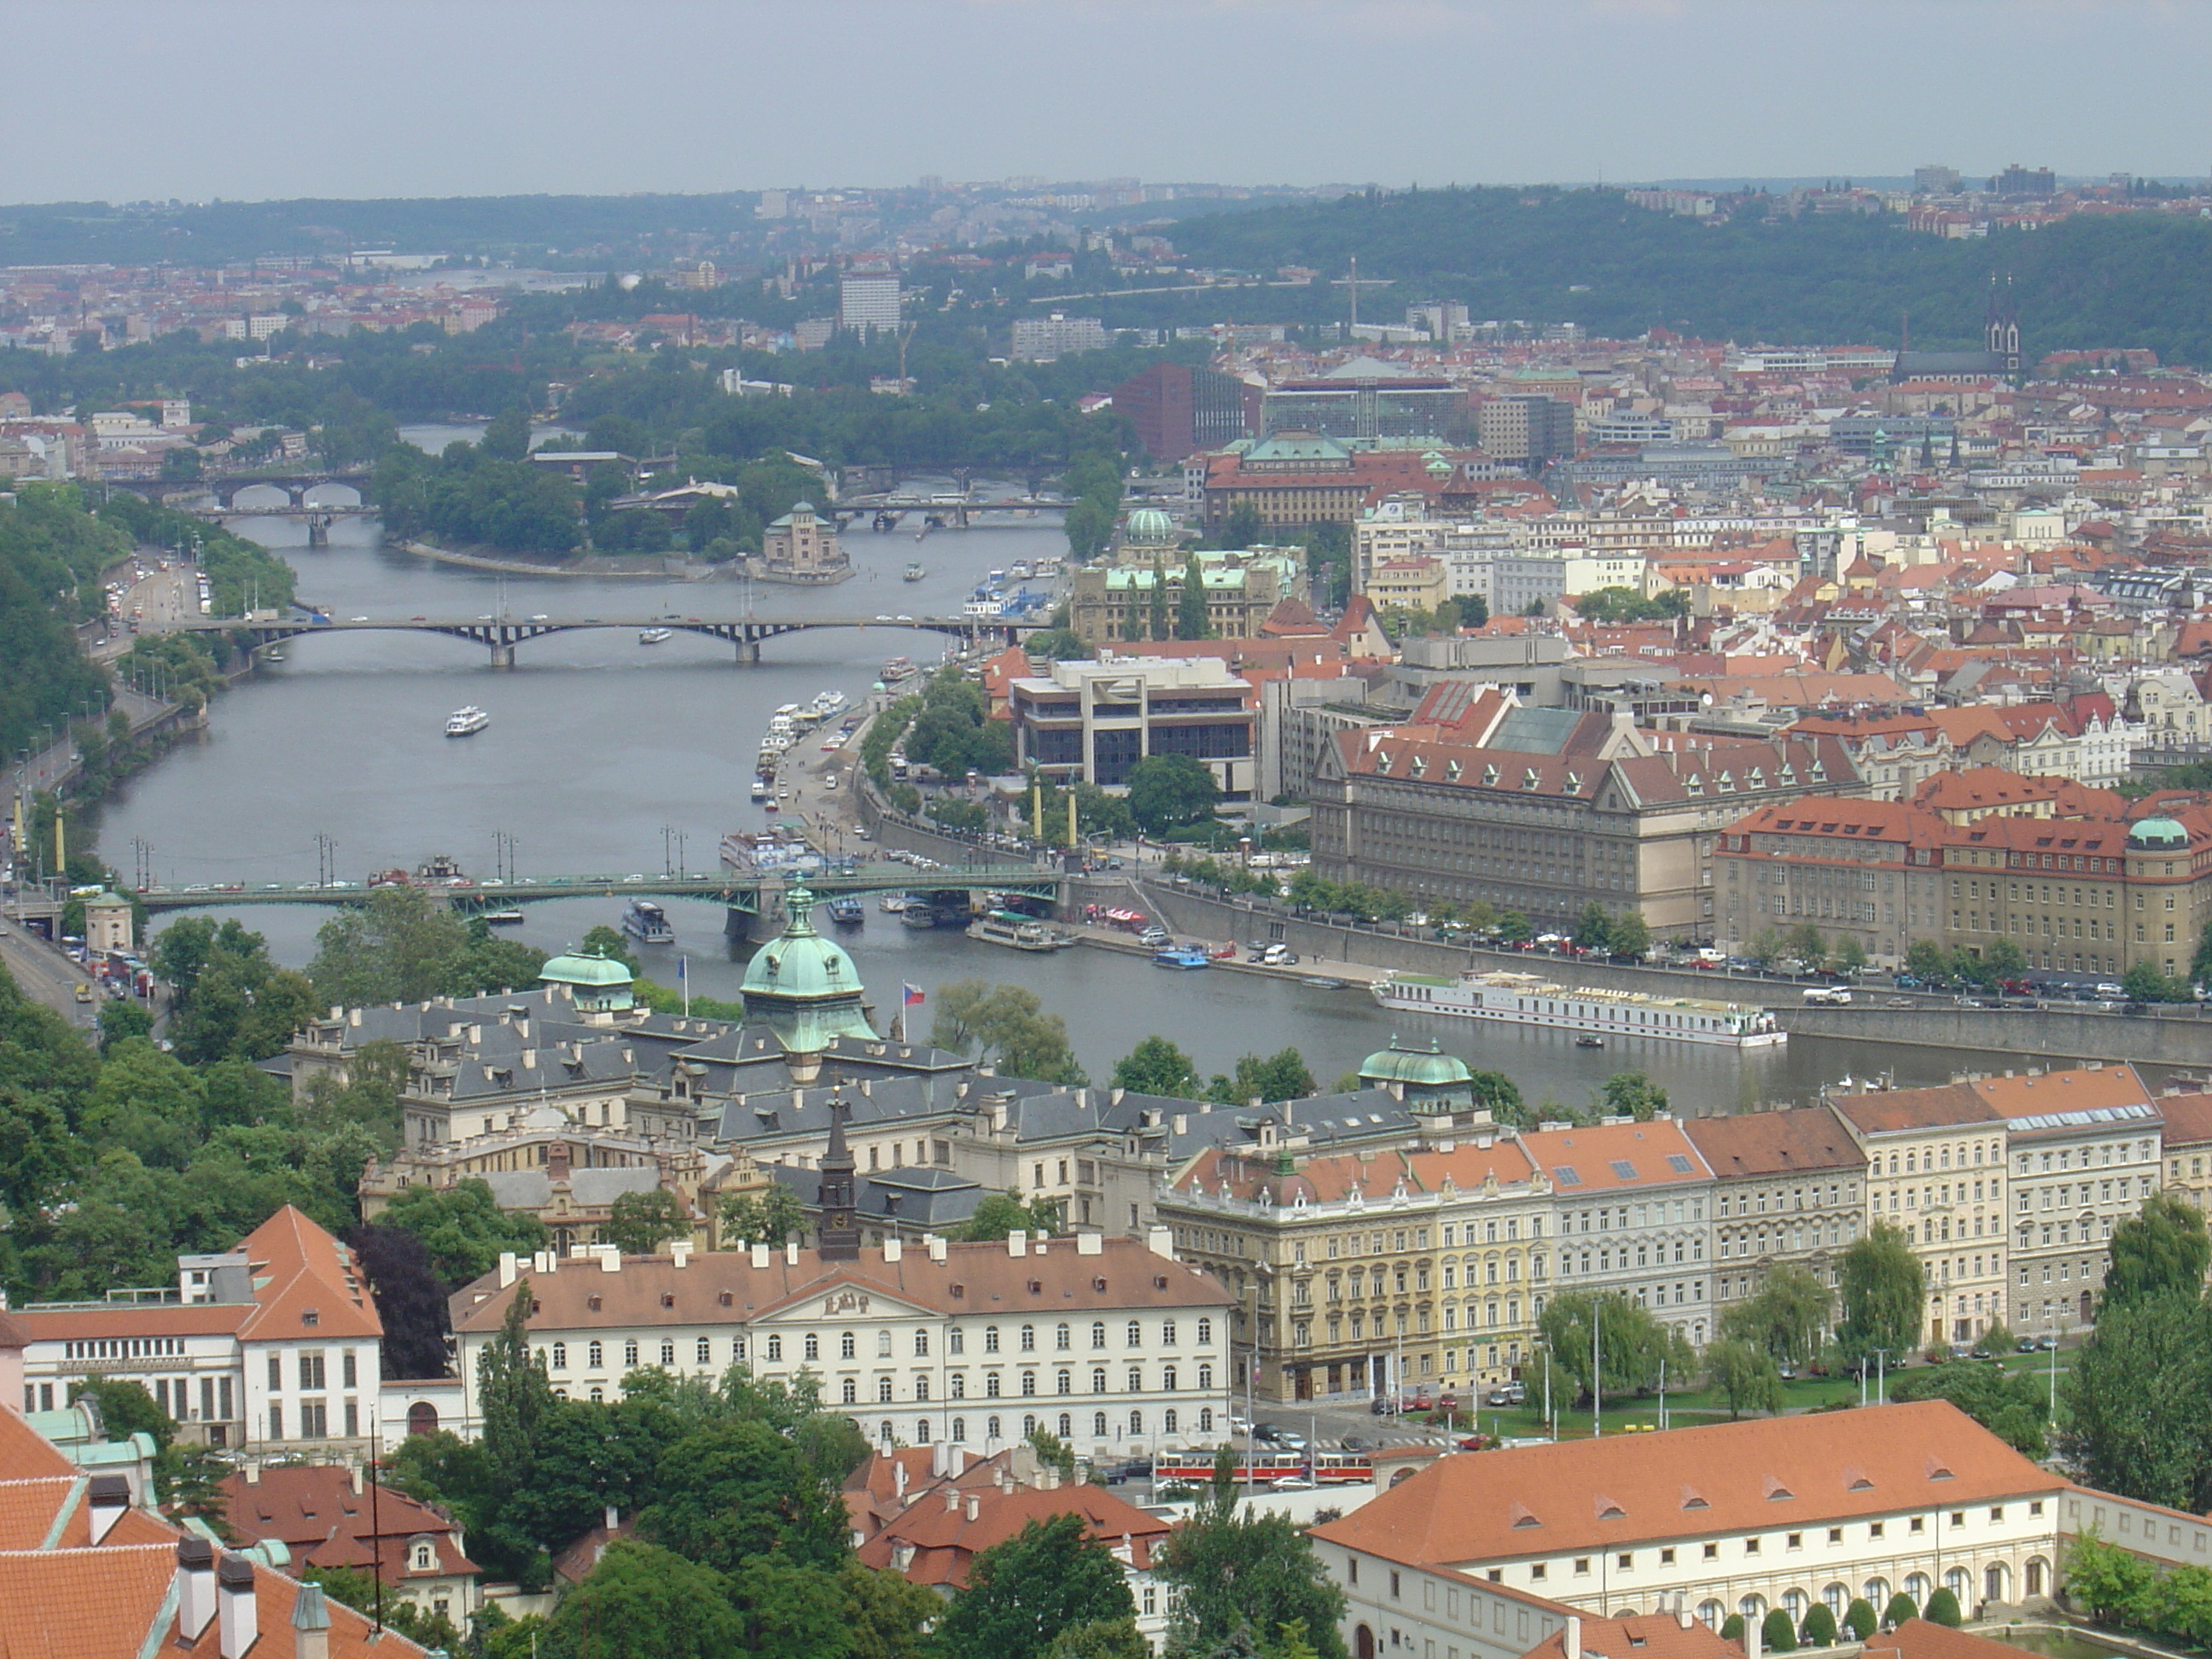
[177, 611, 1043, 665]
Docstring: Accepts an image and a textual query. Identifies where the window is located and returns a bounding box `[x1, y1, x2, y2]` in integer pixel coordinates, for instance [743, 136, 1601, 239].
[914, 1330, 930, 1357]
[1196, 1318, 1212, 1345]
[949, 1329, 964, 1355]
[342, 1351, 358, 1388]
[879, 1377, 894, 1402]
[697, 1337, 712, 1365]
[1021, 1324, 1036, 1352]
[841, 1331, 857, 1360]
[878, 1330, 894, 1358]
[624, 1341, 639, 1368]
[1057, 1369, 1072, 1394]
[1093, 1412, 1108, 1437]
[1093, 1367, 1108, 1392]
[916, 1377, 930, 1401]
[550, 1342, 568, 1370]
[803, 1333, 819, 1361]
[1091, 1322, 1108, 1349]
[1703, 1544, 1719, 1560]
[1056, 1323, 1071, 1351]
[764, 1336, 780, 1363]
[268, 1353, 283, 1393]
[1126, 1320, 1144, 1348]
[986, 1373, 1002, 1397]
[985, 1326, 1001, 1353]
[661, 1340, 675, 1366]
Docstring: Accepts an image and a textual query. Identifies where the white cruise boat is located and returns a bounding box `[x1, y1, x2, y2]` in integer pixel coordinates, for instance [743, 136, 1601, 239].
[445, 707, 490, 736]
[638, 627, 672, 644]
[1371, 969, 1784, 1048]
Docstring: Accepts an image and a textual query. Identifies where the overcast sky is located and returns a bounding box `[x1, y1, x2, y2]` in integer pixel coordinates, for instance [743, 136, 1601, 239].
[11, 0, 2210, 203]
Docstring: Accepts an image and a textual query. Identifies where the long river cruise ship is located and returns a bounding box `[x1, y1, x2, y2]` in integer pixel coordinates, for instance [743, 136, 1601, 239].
[1371, 969, 1784, 1048]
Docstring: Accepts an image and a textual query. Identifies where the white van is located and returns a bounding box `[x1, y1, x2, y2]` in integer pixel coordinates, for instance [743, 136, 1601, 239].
[1802, 986, 1853, 1006]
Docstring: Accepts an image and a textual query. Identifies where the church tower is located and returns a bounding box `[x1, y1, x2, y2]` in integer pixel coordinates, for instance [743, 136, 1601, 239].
[1986, 275, 2021, 376]
[817, 1095, 861, 1260]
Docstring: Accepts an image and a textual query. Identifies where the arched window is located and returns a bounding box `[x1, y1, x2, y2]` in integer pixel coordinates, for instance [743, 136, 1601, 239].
[1057, 1369, 1072, 1394]
[696, 1337, 711, 1365]
[803, 1333, 819, 1361]
[987, 1415, 1002, 1440]
[1945, 1568, 1969, 1601]
[1738, 1596, 1766, 1620]
[1697, 1602, 1726, 1632]
[1782, 1590, 1807, 1621]
[986, 1373, 1001, 1397]
[660, 1340, 674, 1366]
[1126, 1320, 1143, 1348]
[1058, 1412, 1073, 1436]
[1164, 1408, 1179, 1435]
[878, 1377, 894, 1402]
[1824, 1585, 1848, 1615]
[1092, 1367, 1107, 1393]
[841, 1331, 857, 1360]
[1022, 1371, 1037, 1396]
[411, 1542, 434, 1572]
[913, 1330, 929, 1356]
[1162, 1365, 1178, 1391]
[1198, 1363, 1214, 1389]
[1091, 1322, 1108, 1349]
[1023, 1413, 1037, 1435]
[2025, 1559, 2046, 1598]
[877, 1330, 894, 1358]
[1020, 1324, 1036, 1352]
[1198, 1408, 1214, 1433]
[915, 1377, 930, 1400]
[1863, 1579, 1889, 1607]
[879, 1420, 894, 1444]
[984, 1325, 1001, 1353]
[765, 1335, 781, 1362]
[841, 1377, 859, 1404]
[550, 1342, 568, 1371]
[587, 1341, 604, 1369]
[1128, 1408, 1143, 1435]
[1904, 1573, 1931, 1604]
[917, 1418, 931, 1441]
[1056, 1322, 1071, 1351]
[623, 1341, 638, 1368]
[952, 1417, 966, 1442]
[1196, 1318, 1212, 1345]
[1092, 1412, 1108, 1437]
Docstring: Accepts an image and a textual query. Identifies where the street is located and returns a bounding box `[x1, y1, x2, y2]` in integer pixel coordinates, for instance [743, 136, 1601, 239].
[0, 919, 97, 1033]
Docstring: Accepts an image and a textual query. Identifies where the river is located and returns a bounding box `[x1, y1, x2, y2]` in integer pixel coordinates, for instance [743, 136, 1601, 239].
[95, 460, 1966, 1115]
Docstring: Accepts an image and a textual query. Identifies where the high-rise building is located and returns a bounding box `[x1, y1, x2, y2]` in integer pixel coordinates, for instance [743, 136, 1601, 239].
[1010, 313, 1109, 362]
[838, 274, 900, 334]
[1109, 363, 1258, 461]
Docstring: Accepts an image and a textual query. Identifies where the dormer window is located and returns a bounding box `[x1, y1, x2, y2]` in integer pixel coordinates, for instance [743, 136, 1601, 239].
[1375, 750, 1393, 775]
[1447, 760, 1462, 783]
[1409, 756, 1427, 779]
[1522, 767, 1540, 791]
[1482, 765, 1500, 787]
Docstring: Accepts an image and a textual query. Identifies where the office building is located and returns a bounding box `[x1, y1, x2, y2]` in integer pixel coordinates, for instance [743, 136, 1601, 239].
[1008, 655, 1258, 798]
[1110, 362, 1259, 462]
[1263, 360, 1469, 442]
[839, 273, 901, 333]
[1010, 313, 1109, 361]
[1476, 397, 1577, 467]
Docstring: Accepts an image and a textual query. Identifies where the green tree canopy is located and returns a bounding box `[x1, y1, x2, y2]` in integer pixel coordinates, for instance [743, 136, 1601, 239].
[605, 1188, 690, 1255]
[720, 1183, 808, 1247]
[1703, 1337, 1784, 1419]
[1111, 1035, 1202, 1098]
[2063, 1290, 2212, 1511]
[2102, 1190, 2212, 1316]
[957, 1190, 1064, 1241]
[1834, 1222, 1924, 1368]
[1715, 1264, 1831, 1368]
[1598, 1070, 1667, 1121]
[1126, 754, 1220, 835]
[1155, 1476, 1348, 1659]
[1536, 1291, 1693, 1402]
[1888, 1360, 2049, 1456]
[939, 1513, 1137, 1659]
[927, 980, 1086, 1085]
[539, 1540, 742, 1659]
[379, 1178, 550, 1288]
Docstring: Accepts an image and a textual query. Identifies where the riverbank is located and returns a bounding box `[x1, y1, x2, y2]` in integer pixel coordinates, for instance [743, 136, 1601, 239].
[393, 537, 723, 580]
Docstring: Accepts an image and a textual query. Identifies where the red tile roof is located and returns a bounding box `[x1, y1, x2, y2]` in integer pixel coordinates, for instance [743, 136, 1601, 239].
[1831, 1084, 2000, 1138]
[1522, 1613, 1740, 1659]
[219, 1464, 478, 1584]
[854, 1478, 1168, 1590]
[1682, 1105, 1861, 1180]
[2155, 1090, 2212, 1150]
[1863, 1619, 2029, 1659]
[1312, 1402, 2059, 1569]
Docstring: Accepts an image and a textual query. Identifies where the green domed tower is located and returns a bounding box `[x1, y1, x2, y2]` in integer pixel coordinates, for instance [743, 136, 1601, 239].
[1121, 507, 1179, 551]
[539, 946, 635, 1021]
[740, 887, 880, 1079]
[1358, 1036, 1476, 1114]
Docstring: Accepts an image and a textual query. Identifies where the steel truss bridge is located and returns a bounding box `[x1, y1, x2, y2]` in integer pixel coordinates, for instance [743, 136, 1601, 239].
[176, 611, 1041, 665]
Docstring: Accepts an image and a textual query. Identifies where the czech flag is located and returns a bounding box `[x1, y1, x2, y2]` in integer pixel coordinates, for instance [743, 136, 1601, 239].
[902, 982, 925, 1008]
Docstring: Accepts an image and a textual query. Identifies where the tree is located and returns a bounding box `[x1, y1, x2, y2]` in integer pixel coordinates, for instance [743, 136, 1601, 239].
[1922, 1587, 1962, 1627]
[96, 998, 153, 1051]
[2125, 960, 2188, 1004]
[1176, 551, 1214, 640]
[605, 1189, 690, 1256]
[1719, 1616, 1744, 1644]
[842, 1559, 945, 1659]
[1982, 936, 2027, 980]
[1761, 1609, 1797, 1654]
[1221, 501, 1263, 551]
[1147, 557, 1171, 641]
[1494, 911, 1532, 944]
[1207, 1048, 1317, 1105]
[1703, 1338, 1784, 1418]
[927, 981, 1085, 1085]
[1598, 1071, 1667, 1121]
[1467, 1070, 1528, 1127]
[1833, 1223, 1924, 1369]
[1799, 1604, 1838, 1647]
[1126, 754, 1220, 835]
[958, 1190, 1064, 1241]
[1111, 1035, 1201, 1097]
[308, 885, 475, 1008]
[939, 1513, 1136, 1659]
[1888, 1360, 2048, 1457]
[346, 1222, 454, 1379]
[643, 1417, 848, 1576]
[2062, 1531, 2158, 1625]
[1842, 1598, 1877, 1641]
[1976, 1317, 2015, 1356]
[1836, 934, 1869, 974]
[539, 1540, 742, 1659]
[1044, 1620, 1150, 1659]
[1572, 902, 1611, 954]
[1882, 1592, 1918, 1629]
[1608, 911, 1650, 960]
[379, 1179, 550, 1288]
[1716, 1264, 1831, 1368]
[1154, 1476, 1348, 1659]
[1901, 940, 1949, 984]
[1536, 1291, 1692, 1402]
[476, 1283, 557, 1578]
[2062, 1291, 2212, 1511]
[481, 405, 533, 463]
[2102, 1190, 2212, 1316]
[1789, 923, 1828, 972]
[720, 1184, 808, 1247]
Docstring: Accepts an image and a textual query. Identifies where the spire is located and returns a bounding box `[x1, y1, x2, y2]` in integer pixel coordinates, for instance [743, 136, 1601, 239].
[818, 1094, 861, 1260]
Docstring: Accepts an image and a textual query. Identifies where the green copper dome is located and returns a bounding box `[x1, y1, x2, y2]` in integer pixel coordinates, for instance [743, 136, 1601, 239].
[542, 948, 635, 988]
[741, 888, 880, 1061]
[1359, 1037, 1473, 1091]
[1123, 507, 1178, 547]
[2129, 816, 2190, 851]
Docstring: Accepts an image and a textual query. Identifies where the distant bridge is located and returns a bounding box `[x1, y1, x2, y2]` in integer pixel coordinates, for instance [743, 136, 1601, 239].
[114, 474, 375, 513]
[135, 864, 1068, 937]
[176, 610, 1043, 666]
[835, 494, 1072, 532]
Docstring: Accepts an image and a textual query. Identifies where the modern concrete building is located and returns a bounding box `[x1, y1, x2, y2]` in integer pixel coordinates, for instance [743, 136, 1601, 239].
[1008, 655, 1258, 799]
[839, 274, 901, 334]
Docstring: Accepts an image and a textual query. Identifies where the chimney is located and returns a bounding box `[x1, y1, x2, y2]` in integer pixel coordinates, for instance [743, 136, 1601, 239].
[893, 1540, 916, 1572]
[86, 1473, 130, 1542]
[599, 1245, 621, 1273]
[751, 1242, 771, 1269]
[785, 1241, 800, 1266]
[1745, 1604, 1762, 1659]
[883, 1237, 903, 1264]
[932, 1440, 950, 1479]
[1076, 1232, 1103, 1256]
[1006, 1230, 1027, 1257]
[1565, 1615, 1580, 1659]
[178, 1538, 218, 1641]
[497, 1252, 518, 1289]
[894, 1458, 910, 1500]
[964, 1493, 980, 1522]
[218, 1555, 259, 1659]
[292, 1582, 330, 1659]
[928, 1235, 948, 1263]
[670, 1241, 692, 1270]
[945, 1487, 961, 1512]
[604, 1504, 619, 1532]
[1147, 1225, 1175, 1260]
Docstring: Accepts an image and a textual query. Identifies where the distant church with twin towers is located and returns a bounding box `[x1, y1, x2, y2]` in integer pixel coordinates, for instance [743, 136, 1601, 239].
[1892, 274, 2022, 381]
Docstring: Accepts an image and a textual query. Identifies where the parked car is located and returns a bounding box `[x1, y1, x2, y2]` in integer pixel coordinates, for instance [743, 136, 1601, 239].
[1251, 1422, 1284, 1444]
[1102, 1458, 1151, 1485]
[1338, 1435, 1371, 1452]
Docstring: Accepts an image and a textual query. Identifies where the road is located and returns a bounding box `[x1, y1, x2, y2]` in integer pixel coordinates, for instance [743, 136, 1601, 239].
[0, 917, 96, 1033]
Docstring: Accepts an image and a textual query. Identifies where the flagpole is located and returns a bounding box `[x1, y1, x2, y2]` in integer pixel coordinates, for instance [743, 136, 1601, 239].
[680, 952, 690, 1017]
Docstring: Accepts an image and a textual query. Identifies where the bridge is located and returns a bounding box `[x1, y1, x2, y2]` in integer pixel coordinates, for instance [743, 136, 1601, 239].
[835, 493, 1072, 533]
[176, 610, 1043, 666]
[134, 863, 1068, 939]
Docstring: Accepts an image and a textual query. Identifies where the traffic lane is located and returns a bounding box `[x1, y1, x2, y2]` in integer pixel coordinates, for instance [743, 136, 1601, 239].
[0, 927, 96, 1031]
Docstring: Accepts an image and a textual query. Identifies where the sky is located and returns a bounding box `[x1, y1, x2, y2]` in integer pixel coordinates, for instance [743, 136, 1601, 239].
[9, 0, 2212, 204]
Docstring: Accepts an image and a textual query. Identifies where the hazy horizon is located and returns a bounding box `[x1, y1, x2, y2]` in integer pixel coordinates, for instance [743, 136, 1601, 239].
[11, 1, 2212, 206]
